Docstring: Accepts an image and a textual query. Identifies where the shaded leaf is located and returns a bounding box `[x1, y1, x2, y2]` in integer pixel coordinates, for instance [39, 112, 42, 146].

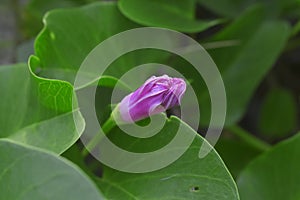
[259, 88, 297, 138]
[118, 0, 221, 33]
[238, 132, 300, 200]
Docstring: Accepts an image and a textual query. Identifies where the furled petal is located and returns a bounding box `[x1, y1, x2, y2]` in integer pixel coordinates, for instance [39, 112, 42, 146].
[118, 75, 186, 123]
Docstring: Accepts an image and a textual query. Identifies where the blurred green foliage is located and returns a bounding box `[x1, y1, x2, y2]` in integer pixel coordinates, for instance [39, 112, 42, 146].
[0, 0, 299, 199]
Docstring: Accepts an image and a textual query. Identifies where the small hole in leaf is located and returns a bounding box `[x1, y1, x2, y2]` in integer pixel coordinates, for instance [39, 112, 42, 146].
[190, 186, 200, 192]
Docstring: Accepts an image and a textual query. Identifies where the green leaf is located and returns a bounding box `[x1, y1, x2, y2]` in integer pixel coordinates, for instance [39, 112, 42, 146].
[32, 1, 169, 84]
[259, 88, 297, 138]
[118, 0, 221, 33]
[0, 139, 103, 200]
[200, 6, 290, 125]
[32, 1, 141, 84]
[97, 117, 240, 199]
[238, 132, 300, 200]
[0, 63, 84, 154]
[21, 0, 94, 37]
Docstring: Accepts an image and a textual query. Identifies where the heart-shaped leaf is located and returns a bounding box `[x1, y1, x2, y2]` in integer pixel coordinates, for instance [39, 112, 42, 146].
[22, 0, 89, 37]
[32, 2, 138, 83]
[31, 1, 170, 83]
[96, 117, 240, 199]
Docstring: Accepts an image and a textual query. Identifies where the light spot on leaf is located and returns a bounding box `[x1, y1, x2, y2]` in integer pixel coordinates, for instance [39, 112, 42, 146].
[50, 32, 56, 40]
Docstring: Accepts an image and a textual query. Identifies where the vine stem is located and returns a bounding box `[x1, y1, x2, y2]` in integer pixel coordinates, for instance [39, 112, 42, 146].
[81, 116, 116, 157]
[227, 125, 271, 152]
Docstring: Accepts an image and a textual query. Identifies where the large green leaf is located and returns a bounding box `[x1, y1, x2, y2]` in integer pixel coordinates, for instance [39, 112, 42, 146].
[21, 0, 96, 38]
[0, 63, 83, 154]
[238, 132, 300, 200]
[199, 6, 290, 125]
[96, 117, 240, 199]
[259, 88, 297, 138]
[0, 139, 103, 200]
[118, 0, 221, 33]
[31, 1, 169, 83]
[33, 2, 136, 83]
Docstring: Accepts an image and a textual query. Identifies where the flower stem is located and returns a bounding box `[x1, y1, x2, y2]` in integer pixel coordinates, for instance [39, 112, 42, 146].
[82, 116, 116, 157]
[227, 125, 271, 152]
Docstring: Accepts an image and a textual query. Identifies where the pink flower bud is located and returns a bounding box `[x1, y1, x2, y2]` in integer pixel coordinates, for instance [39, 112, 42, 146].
[118, 75, 186, 123]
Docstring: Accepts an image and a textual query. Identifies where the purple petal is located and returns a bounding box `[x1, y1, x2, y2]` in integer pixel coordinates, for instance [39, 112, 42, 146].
[118, 75, 186, 123]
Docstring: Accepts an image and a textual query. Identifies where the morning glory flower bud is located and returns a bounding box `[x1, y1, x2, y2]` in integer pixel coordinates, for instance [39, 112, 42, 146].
[116, 75, 186, 123]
